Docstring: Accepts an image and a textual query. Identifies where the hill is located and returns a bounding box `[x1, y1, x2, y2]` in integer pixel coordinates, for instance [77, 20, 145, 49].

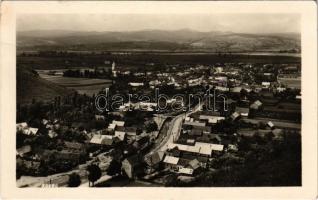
[17, 66, 74, 104]
[17, 29, 300, 53]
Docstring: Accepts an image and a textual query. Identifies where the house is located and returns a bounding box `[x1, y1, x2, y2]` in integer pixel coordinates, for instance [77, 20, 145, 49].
[209, 134, 222, 144]
[16, 123, 39, 136]
[125, 127, 138, 139]
[129, 82, 144, 87]
[95, 115, 105, 120]
[188, 159, 200, 171]
[185, 117, 192, 122]
[166, 146, 181, 157]
[115, 125, 125, 132]
[189, 129, 203, 137]
[215, 86, 229, 92]
[230, 87, 242, 94]
[178, 167, 194, 175]
[250, 100, 263, 110]
[272, 129, 284, 141]
[184, 158, 201, 175]
[276, 87, 286, 93]
[183, 121, 206, 127]
[199, 115, 225, 124]
[215, 67, 223, 73]
[163, 155, 180, 171]
[53, 119, 59, 124]
[121, 155, 141, 179]
[114, 131, 126, 141]
[235, 106, 249, 117]
[16, 122, 28, 131]
[262, 82, 271, 89]
[149, 80, 161, 88]
[197, 135, 211, 143]
[186, 139, 195, 145]
[139, 102, 157, 111]
[188, 77, 202, 87]
[48, 130, 58, 138]
[214, 76, 228, 86]
[196, 142, 224, 152]
[17, 145, 32, 157]
[89, 134, 113, 146]
[267, 121, 275, 129]
[144, 151, 165, 173]
[112, 120, 125, 127]
[46, 124, 54, 129]
[24, 127, 39, 136]
[230, 112, 241, 121]
[42, 119, 49, 125]
[193, 125, 212, 134]
[108, 123, 116, 130]
[167, 142, 223, 157]
[227, 144, 239, 152]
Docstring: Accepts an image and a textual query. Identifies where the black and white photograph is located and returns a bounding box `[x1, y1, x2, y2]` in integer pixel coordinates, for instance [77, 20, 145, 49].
[0, 1, 317, 199]
[15, 12, 303, 188]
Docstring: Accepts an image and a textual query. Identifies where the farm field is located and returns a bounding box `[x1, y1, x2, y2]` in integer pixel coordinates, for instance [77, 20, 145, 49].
[37, 71, 111, 96]
[277, 77, 301, 89]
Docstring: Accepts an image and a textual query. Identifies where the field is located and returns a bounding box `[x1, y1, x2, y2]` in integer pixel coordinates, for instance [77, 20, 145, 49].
[37, 71, 111, 96]
[277, 77, 301, 89]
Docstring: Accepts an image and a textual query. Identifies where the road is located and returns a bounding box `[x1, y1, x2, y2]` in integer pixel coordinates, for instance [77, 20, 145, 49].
[150, 103, 202, 153]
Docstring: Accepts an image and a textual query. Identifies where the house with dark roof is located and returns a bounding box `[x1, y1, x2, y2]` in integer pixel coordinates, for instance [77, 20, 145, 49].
[250, 100, 263, 110]
[235, 106, 249, 117]
[17, 145, 32, 157]
[125, 127, 137, 138]
[121, 154, 142, 179]
[144, 151, 165, 174]
[189, 129, 203, 137]
[166, 146, 182, 157]
[132, 136, 150, 151]
[231, 112, 241, 121]
[188, 159, 201, 171]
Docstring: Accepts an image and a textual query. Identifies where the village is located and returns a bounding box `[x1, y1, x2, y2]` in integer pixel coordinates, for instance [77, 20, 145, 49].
[16, 58, 301, 187]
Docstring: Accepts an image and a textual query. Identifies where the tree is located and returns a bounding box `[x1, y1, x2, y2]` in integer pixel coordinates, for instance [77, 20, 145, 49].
[146, 121, 158, 133]
[87, 164, 101, 187]
[68, 172, 81, 187]
[107, 159, 122, 176]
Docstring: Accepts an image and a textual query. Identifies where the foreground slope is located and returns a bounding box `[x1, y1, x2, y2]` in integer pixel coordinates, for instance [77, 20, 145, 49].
[17, 66, 73, 104]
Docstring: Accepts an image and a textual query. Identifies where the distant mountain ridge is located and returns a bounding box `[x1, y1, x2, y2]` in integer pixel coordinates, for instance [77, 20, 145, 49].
[17, 29, 301, 53]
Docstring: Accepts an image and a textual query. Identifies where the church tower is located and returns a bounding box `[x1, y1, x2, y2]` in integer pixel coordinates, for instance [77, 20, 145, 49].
[112, 61, 117, 77]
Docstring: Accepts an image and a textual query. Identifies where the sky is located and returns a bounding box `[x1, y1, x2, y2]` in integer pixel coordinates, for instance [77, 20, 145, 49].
[17, 14, 300, 34]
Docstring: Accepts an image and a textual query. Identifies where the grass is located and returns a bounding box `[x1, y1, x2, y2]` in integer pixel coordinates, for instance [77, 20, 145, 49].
[17, 66, 74, 104]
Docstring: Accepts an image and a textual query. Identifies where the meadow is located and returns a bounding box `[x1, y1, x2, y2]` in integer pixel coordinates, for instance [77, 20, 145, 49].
[37, 71, 111, 96]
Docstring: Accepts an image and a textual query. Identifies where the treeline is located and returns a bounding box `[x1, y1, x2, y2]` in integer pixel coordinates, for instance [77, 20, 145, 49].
[63, 69, 111, 79]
